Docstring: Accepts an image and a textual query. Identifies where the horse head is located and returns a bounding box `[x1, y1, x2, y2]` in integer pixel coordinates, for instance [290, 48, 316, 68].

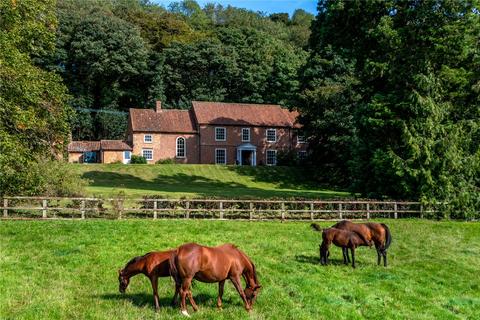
[118, 269, 130, 294]
[244, 284, 262, 306]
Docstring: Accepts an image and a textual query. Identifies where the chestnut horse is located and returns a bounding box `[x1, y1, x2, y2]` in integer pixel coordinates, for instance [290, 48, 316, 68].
[118, 251, 179, 311]
[169, 243, 261, 316]
[311, 224, 371, 268]
[331, 220, 392, 266]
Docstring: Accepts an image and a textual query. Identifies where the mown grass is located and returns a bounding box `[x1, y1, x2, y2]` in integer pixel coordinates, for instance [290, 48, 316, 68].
[1, 219, 479, 319]
[72, 164, 350, 199]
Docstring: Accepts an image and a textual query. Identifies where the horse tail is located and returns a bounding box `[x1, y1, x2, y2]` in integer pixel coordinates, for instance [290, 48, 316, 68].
[168, 250, 180, 284]
[310, 223, 322, 232]
[381, 223, 392, 250]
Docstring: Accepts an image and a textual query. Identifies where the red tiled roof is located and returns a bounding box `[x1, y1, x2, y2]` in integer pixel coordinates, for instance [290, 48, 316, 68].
[191, 101, 299, 127]
[129, 108, 197, 133]
[68, 141, 100, 152]
[100, 140, 132, 151]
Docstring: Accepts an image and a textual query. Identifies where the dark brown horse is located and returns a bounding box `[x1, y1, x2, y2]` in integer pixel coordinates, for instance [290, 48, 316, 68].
[118, 251, 179, 311]
[311, 223, 371, 268]
[169, 243, 261, 316]
[331, 220, 392, 266]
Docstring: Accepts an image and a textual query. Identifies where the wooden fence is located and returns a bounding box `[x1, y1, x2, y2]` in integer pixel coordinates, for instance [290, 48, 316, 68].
[0, 196, 431, 220]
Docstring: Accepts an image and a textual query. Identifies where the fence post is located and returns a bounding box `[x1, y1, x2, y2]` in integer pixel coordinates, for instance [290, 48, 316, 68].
[420, 204, 423, 219]
[3, 199, 7, 218]
[338, 203, 343, 220]
[366, 203, 370, 220]
[42, 199, 47, 218]
[281, 202, 285, 222]
[80, 200, 85, 219]
[310, 202, 314, 221]
[219, 201, 224, 219]
[394, 202, 398, 219]
[118, 199, 123, 219]
[153, 201, 157, 220]
[185, 201, 190, 219]
[249, 202, 254, 220]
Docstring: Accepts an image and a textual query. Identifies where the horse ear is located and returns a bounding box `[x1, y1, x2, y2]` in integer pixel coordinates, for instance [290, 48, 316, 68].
[255, 285, 262, 290]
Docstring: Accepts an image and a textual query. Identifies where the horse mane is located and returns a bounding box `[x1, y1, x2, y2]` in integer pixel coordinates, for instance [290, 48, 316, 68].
[124, 252, 151, 270]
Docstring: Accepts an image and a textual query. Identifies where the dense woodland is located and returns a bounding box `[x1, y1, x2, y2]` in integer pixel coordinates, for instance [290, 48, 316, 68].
[0, 0, 479, 217]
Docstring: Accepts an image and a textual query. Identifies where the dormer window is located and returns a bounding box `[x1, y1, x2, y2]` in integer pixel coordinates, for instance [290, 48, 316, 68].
[266, 129, 276, 142]
[215, 127, 226, 141]
[144, 134, 152, 143]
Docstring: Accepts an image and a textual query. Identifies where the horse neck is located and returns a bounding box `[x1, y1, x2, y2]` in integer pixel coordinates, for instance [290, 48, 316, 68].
[242, 260, 258, 287]
[122, 259, 145, 278]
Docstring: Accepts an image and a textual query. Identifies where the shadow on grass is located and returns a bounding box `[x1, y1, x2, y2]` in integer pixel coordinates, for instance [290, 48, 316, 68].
[81, 170, 341, 199]
[295, 254, 349, 266]
[99, 292, 222, 309]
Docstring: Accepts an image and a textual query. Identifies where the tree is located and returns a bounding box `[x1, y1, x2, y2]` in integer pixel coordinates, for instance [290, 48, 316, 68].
[300, 0, 480, 216]
[0, 0, 80, 196]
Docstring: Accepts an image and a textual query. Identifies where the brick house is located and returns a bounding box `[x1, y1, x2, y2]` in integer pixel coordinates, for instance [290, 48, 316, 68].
[68, 101, 306, 165]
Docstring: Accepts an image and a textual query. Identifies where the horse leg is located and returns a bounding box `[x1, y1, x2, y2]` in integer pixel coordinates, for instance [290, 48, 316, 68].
[171, 281, 180, 307]
[183, 277, 198, 312]
[180, 278, 191, 316]
[376, 247, 382, 266]
[346, 247, 351, 263]
[150, 276, 160, 311]
[230, 275, 250, 311]
[383, 250, 388, 267]
[342, 248, 348, 265]
[217, 280, 225, 309]
[351, 247, 356, 268]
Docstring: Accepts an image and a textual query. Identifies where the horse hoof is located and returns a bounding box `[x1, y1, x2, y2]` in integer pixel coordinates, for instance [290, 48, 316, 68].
[181, 310, 190, 317]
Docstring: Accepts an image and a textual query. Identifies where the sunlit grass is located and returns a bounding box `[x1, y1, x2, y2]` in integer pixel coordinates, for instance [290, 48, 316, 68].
[72, 163, 350, 199]
[1, 219, 479, 319]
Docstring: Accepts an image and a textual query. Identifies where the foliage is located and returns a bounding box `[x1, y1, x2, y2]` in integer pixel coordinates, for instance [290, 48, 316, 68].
[156, 158, 176, 164]
[130, 155, 147, 164]
[276, 149, 299, 166]
[299, 0, 480, 216]
[0, 0, 79, 196]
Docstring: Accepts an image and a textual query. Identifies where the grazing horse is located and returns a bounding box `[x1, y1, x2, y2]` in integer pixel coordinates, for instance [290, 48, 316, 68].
[169, 243, 261, 316]
[311, 223, 370, 268]
[118, 251, 179, 311]
[331, 220, 392, 266]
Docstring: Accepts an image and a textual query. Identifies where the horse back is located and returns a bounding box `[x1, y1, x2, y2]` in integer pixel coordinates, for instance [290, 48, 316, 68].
[144, 250, 174, 276]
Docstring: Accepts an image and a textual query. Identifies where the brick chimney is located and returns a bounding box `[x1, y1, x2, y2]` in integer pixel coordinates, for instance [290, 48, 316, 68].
[156, 100, 162, 113]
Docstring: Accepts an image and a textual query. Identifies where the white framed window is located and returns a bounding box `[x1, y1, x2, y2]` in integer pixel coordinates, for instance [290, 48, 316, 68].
[144, 134, 153, 143]
[142, 149, 153, 160]
[297, 133, 306, 144]
[266, 129, 276, 142]
[266, 149, 277, 166]
[215, 148, 226, 164]
[215, 127, 226, 141]
[124, 151, 131, 160]
[298, 151, 307, 161]
[176, 137, 186, 158]
[242, 128, 250, 142]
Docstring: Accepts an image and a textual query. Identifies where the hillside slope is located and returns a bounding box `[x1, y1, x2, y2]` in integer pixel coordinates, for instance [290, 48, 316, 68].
[73, 164, 349, 199]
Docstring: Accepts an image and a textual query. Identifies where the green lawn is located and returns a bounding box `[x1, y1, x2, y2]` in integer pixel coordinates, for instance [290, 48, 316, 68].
[1, 219, 479, 319]
[73, 164, 349, 199]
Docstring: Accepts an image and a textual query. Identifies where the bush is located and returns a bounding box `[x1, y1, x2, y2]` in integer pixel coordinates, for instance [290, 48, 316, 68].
[130, 155, 147, 164]
[156, 158, 175, 164]
[276, 149, 298, 166]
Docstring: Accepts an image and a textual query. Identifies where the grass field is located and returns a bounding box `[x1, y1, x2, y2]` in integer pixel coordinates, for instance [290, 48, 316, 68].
[1, 219, 479, 319]
[72, 164, 349, 199]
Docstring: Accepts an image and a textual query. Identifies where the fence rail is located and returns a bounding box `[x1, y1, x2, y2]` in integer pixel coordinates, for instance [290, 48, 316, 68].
[0, 196, 433, 221]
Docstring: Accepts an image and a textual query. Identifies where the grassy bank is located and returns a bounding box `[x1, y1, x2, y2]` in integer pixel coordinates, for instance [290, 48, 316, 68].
[1, 219, 479, 319]
[72, 163, 349, 199]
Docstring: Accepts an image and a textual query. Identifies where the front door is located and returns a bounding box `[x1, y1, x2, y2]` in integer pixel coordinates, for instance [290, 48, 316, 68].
[241, 150, 253, 165]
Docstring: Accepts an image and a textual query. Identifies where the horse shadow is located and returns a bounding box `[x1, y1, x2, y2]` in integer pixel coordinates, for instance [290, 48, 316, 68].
[98, 292, 219, 309]
[295, 254, 347, 266]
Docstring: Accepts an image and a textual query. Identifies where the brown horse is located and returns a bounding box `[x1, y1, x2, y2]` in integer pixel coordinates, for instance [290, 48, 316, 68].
[311, 223, 371, 268]
[118, 251, 179, 311]
[331, 220, 392, 266]
[169, 243, 261, 316]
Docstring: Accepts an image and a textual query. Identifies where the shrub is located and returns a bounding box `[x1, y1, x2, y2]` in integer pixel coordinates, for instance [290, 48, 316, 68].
[130, 155, 147, 164]
[156, 158, 175, 164]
